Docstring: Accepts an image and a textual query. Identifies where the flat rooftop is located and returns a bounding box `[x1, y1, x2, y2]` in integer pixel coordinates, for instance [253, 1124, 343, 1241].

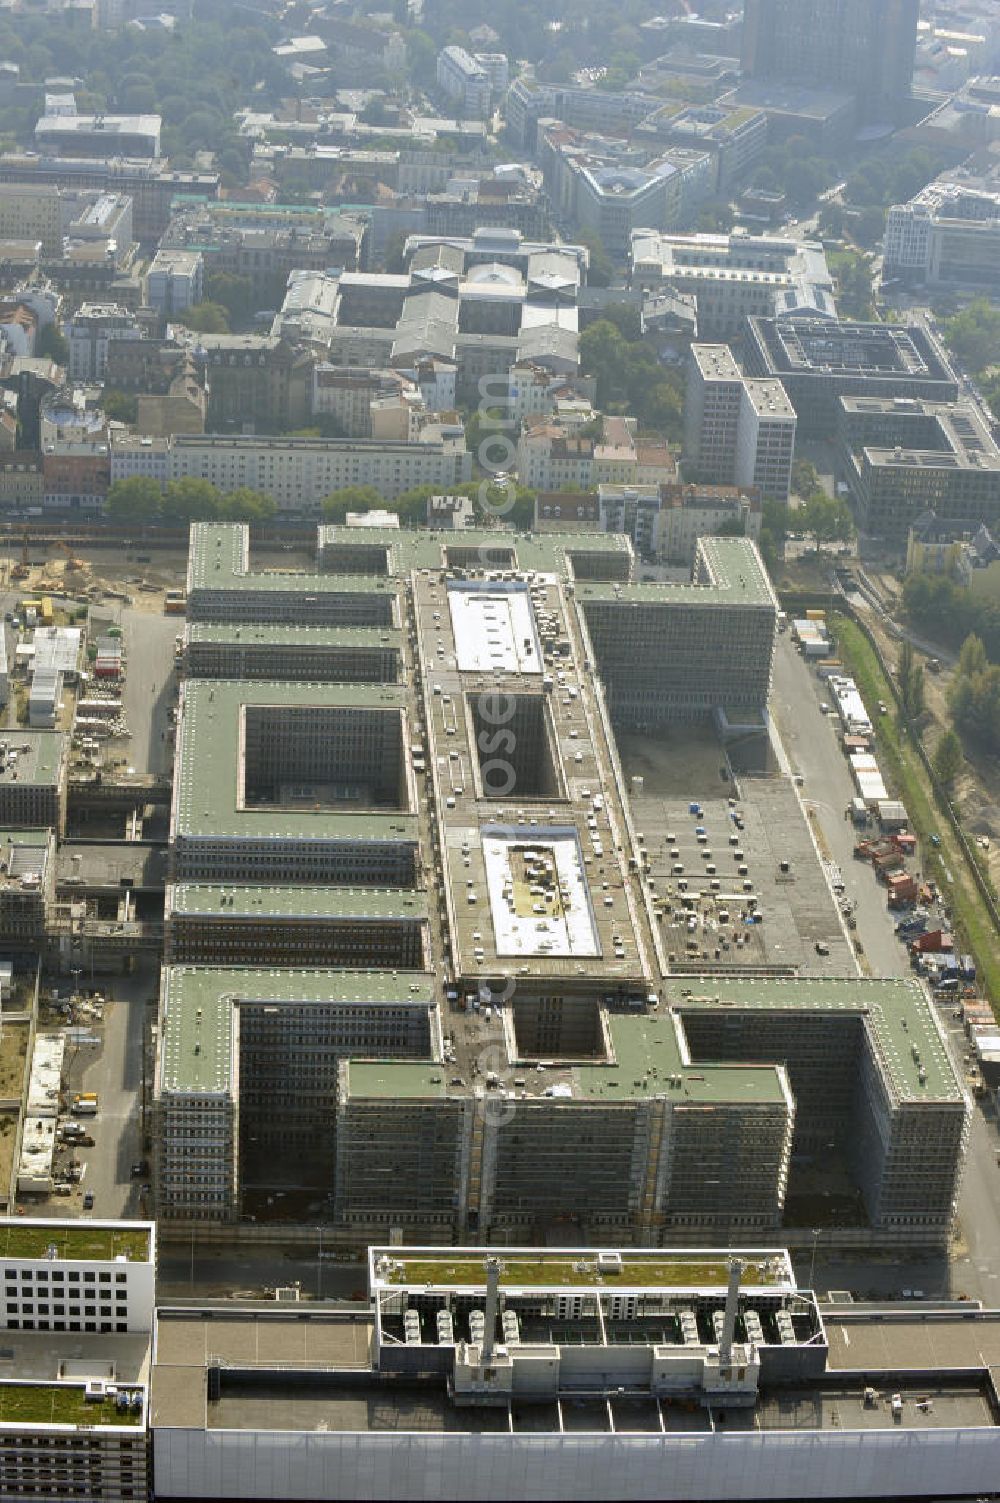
[171, 678, 417, 843]
[343, 1005, 789, 1107]
[575, 538, 777, 609]
[370, 1246, 794, 1292]
[186, 523, 400, 599]
[158, 967, 435, 1096]
[0, 731, 63, 788]
[446, 581, 542, 675]
[826, 1311, 1000, 1372]
[166, 884, 428, 922]
[482, 827, 600, 959]
[670, 976, 962, 1103]
[185, 622, 403, 649]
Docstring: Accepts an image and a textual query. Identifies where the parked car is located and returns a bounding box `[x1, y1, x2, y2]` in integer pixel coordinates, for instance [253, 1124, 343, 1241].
[82, 1191, 94, 1210]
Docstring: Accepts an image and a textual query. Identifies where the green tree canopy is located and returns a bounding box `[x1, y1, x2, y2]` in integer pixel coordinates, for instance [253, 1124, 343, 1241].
[104, 476, 162, 524]
[174, 301, 230, 335]
[941, 300, 1000, 376]
[931, 727, 963, 789]
[800, 490, 855, 552]
[103, 390, 139, 426]
[321, 485, 385, 523]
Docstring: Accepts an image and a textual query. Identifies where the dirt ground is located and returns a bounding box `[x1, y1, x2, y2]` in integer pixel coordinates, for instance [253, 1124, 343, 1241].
[11, 545, 189, 615]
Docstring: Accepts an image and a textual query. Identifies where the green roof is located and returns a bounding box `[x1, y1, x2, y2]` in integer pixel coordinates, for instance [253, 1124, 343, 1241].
[671, 976, 963, 1103]
[0, 1224, 150, 1261]
[0, 732, 64, 788]
[159, 967, 435, 1095]
[167, 883, 428, 922]
[0, 1384, 143, 1428]
[576, 538, 777, 608]
[374, 1249, 792, 1291]
[172, 678, 418, 842]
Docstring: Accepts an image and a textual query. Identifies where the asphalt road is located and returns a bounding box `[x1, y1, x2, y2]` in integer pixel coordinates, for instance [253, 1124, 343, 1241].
[61, 966, 155, 1223]
[771, 633, 904, 980]
[118, 607, 179, 776]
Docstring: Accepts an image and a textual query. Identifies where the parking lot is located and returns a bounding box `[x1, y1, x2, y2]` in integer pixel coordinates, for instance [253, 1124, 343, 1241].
[621, 726, 855, 976]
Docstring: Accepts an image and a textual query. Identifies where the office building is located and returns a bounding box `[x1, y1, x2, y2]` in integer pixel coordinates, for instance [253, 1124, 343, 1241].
[684, 344, 796, 503]
[630, 230, 836, 339]
[34, 113, 162, 159]
[883, 168, 1000, 290]
[744, 318, 960, 436]
[159, 208, 370, 294]
[836, 395, 1000, 541]
[183, 622, 402, 683]
[640, 100, 768, 196]
[436, 47, 494, 118]
[0, 1218, 153, 1503]
[741, 0, 919, 120]
[0, 829, 54, 943]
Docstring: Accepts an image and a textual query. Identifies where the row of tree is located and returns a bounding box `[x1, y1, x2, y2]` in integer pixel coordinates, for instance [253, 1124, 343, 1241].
[105, 477, 276, 525]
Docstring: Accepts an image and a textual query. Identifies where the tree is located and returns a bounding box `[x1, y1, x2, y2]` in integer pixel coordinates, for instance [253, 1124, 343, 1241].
[217, 487, 276, 522]
[959, 633, 988, 678]
[942, 299, 1000, 376]
[35, 323, 68, 365]
[174, 301, 230, 335]
[102, 390, 138, 425]
[932, 728, 963, 790]
[161, 477, 223, 523]
[791, 459, 820, 499]
[104, 476, 162, 524]
[898, 640, 925, 719]
[383, 232, 407, 274]
[204, 273, 255, 328]
[800, 490, 854, 553]
[321, 485, 384, 523]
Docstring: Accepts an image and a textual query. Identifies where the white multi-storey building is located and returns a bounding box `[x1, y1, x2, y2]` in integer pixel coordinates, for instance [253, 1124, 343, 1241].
[684, 344, 796, 503]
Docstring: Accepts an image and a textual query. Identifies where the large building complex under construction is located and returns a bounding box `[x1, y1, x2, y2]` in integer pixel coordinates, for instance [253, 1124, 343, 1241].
[154, 522, 967, 1249]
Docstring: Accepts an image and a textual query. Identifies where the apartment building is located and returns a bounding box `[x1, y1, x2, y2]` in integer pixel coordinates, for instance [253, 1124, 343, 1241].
[642, 100, 768, 196]
[631, 230, 837, 339]
[744, 317, 960, 436]
[66, 302, 144, 381]
[311, 365, 421, 438]
[167, 427, 471, 510]
[836, 394, 1000, 541]
[684, 344, 796, 503]
[0, 1219, 153, 1503]
[159, 208, 370, 294]
[0, 184, 62, 256]
[591, 481, 762, 564]
[884, 167, 1000, 291]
